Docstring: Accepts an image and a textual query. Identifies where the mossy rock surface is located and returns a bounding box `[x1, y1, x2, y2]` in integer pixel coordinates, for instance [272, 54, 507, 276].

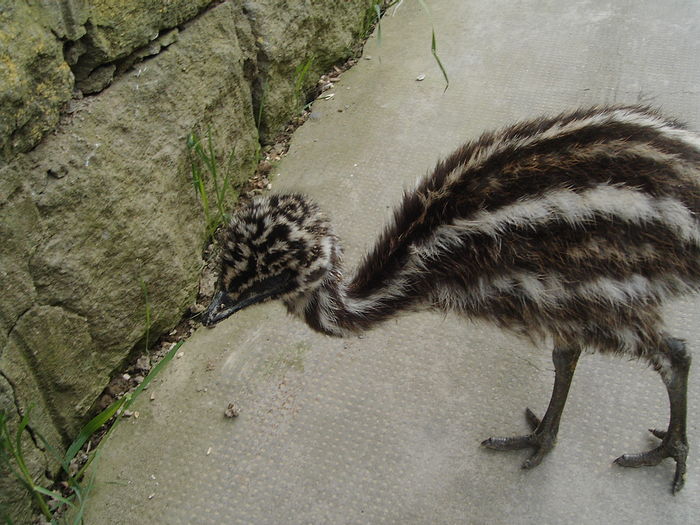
[0, 1, 74, 160]
[0, 1, 370, 522]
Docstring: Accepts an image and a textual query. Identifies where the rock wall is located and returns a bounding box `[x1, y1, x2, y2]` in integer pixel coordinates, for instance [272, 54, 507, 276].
[0, 0, 370, 520]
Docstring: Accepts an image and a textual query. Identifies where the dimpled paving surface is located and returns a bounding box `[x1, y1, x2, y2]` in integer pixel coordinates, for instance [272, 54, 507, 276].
[85, 1, 700, 523]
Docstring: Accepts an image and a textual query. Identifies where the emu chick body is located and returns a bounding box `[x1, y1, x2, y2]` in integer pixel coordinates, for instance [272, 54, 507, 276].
[204, 105, 700, 493]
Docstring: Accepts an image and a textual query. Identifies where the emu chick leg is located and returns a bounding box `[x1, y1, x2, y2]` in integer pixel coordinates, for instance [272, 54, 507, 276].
[482, 345, 581, 469]
[614, 336, 690, 494]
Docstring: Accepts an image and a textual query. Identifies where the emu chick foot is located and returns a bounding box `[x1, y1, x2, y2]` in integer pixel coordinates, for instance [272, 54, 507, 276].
[614, 429, 688, 494]
[481, 408, 556, 469]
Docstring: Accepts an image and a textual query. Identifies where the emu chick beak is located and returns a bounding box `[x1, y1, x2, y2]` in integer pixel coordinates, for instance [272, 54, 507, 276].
[202, 291, 237, 327]
[202, 284, 289, 328]
[202, 272, 296, 327]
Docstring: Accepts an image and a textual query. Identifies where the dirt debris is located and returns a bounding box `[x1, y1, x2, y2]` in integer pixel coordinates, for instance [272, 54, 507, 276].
[224, 402, 240, 418]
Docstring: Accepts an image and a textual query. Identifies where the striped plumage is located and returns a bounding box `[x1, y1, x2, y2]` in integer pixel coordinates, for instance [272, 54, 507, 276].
[203, 105, 700, 493]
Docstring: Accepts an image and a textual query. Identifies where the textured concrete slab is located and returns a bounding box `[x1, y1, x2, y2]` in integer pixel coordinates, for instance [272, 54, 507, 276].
[84, 1, 700, 523]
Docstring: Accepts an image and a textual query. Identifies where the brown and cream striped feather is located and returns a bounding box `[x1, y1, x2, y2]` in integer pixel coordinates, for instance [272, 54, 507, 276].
[213, 105, 700, 363]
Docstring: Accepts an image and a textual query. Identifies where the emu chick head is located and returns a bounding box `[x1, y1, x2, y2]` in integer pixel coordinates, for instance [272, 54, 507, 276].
[202, 194, 337, 327]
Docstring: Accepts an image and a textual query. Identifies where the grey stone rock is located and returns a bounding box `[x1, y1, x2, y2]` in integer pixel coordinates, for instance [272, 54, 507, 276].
[244, 0, 368, 140]
[6, 305, 105, 437]
[1, 3, 258, 520]
[116, 28, 180, 77]
[0, 1, 74, 160]
[71, 0, 214, 81]
[77, 63, 116, 94]
[0, 354, 53, 522]
[0, 373, 46, 523]
[64, 38, 88, 66]
[0, 163, 41, 337]
[27, 0, 89, 41]
[15, 0, 258, 362]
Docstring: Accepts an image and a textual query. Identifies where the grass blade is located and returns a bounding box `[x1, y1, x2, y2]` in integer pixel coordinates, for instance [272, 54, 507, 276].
[414, 0, 449, 90]
[255, 81, 267, 132]
[69, 470, 95, 525]
[63, 397, 126, 467]
[206, 129, 219, 185]
[0, 408, 53, 519]
[72, 340, 184, 482]
[125, 340, 183, 408]
[34, 429, 69, 472]
[187, 130, 237, 240]
[139, 277, 151, 354]
[430, 28, 449, 91]
[293, 55, 315, 110]
[32, 485, 76, 509]
[374, 3, 382, 46]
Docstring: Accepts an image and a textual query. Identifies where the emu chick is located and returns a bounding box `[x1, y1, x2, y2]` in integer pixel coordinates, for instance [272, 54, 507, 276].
[204, 105, 700, 493]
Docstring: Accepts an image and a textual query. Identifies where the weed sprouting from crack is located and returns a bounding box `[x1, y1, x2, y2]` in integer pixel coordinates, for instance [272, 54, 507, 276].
[187, 129, 238, 243]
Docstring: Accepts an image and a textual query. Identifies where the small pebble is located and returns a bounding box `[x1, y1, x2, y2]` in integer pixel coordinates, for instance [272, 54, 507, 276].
[416, 73, 426, 81]
[224, 402, 240, 418]
[135, 355, 151, 371]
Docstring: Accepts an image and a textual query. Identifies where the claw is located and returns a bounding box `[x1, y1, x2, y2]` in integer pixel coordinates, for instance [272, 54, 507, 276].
[648, 428, 666, 440]
[481, 435, 534, 451]
[672, 468, 686, 495]
[614, 437, 688, 494]
[481, 408, 555, 469]
[614, 449, 664, 468]
[525, 408, 541, 431]
[521, 448, 548, 469]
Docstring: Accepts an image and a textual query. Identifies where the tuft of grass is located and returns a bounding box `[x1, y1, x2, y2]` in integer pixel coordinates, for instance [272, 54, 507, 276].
[0, 408, 55, 521]
[0, 340, 183, 524]
[292, 55, 316, 113]
[359, 1, 393, 41]
[0, 282, 182, 524]
[187, 130, 237, 241]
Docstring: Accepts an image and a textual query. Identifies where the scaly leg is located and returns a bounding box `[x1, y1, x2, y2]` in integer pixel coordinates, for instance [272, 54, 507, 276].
[614, 336, 690, 494]
[482, 345, 581, 469]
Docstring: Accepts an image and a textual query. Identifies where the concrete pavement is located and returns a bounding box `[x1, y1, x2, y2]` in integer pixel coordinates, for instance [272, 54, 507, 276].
[84, 1, 700, 523]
